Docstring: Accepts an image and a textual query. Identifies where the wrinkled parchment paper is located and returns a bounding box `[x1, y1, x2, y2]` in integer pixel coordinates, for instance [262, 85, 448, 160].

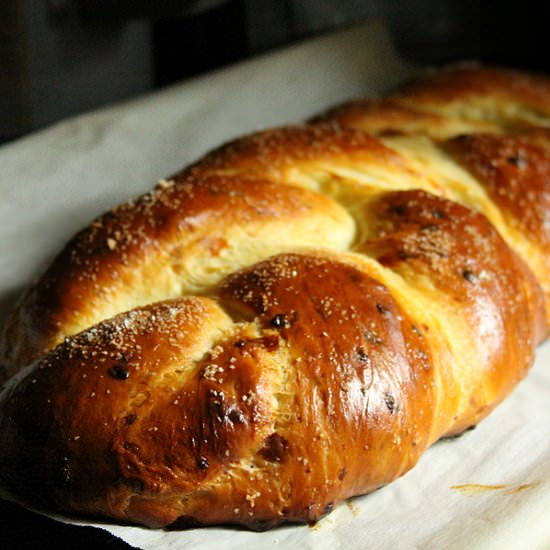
[1, 20, 549, 550]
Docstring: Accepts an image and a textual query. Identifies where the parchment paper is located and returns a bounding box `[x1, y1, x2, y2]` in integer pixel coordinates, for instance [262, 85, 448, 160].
[1, 19, 549, 550]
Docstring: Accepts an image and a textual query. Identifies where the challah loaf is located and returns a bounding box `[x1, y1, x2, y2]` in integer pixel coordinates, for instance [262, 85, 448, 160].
[0, 65, 548, 530]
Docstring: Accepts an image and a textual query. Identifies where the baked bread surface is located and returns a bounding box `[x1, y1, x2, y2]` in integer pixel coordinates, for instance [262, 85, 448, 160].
[0, 65, 548, 529]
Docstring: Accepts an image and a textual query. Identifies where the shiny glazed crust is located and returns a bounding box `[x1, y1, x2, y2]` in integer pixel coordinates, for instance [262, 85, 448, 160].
[0, 65, 549, 530]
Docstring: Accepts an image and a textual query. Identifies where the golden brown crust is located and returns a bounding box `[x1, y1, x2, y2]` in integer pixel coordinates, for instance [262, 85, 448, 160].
[310, 98, 500, 139]
[0, 65, 549, 530]
[316, 66, 550, 138]
[359, 190, 545, 430]
[444, 134, 550, 321]
[316, 66, 550, 329]
[390, 65, 550, 129]
[446, 134, 550, 252]
[0, 255, 438, 528]
[0, 173, 354, 379]
[184, 123, 415, 185]
[219, 253, 437, 522]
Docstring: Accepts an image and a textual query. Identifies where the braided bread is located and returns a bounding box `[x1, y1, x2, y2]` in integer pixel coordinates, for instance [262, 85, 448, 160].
[0, 65, 548, 530]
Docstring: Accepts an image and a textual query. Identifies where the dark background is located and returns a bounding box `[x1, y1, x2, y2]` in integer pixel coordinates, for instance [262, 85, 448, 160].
[0, 0, 548, 547]
[1, 0, 549, 144]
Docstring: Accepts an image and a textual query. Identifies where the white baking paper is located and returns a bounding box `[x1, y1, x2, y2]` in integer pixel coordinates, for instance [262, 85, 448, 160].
[1, 19, 549, 550]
